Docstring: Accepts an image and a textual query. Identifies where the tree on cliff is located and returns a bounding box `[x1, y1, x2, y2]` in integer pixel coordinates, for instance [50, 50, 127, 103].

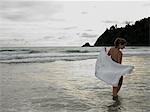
[94, 17, 150, 46]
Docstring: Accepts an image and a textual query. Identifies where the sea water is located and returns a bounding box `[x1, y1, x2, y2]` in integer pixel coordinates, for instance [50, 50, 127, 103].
[0, 46, 149, 63]
[0, 46, 150, 112]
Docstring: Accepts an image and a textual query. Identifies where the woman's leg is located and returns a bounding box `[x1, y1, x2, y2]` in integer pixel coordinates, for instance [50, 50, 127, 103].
[117, 76, 123, 93]
[112, 87, 118, 100]
[113, 87, 118, 96]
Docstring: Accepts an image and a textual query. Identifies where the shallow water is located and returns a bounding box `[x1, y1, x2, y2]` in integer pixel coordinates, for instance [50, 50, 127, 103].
[0, 55, 150, 112]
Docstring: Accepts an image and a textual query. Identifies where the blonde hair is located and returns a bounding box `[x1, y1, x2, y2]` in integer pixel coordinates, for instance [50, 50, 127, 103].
[114, 38, 127, 47]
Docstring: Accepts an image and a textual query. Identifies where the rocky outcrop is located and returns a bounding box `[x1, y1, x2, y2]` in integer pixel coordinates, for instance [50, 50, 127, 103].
[94, 17, 150, 46]
[82, 42, 92, 47]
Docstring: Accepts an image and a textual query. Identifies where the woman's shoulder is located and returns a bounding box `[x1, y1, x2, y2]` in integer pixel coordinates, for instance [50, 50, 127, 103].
[109, 47, 116, 51]
[111, 47, 122, 54]
[108, 47, 114, 55]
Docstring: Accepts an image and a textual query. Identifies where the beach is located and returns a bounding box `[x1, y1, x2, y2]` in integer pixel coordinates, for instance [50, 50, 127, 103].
[1, 53, 150, 112]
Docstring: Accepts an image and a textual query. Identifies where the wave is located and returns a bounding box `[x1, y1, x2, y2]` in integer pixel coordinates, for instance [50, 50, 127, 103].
[0, 47, 149, 64]
[0, 51, 98, 64]
[0, 55, 97, 64]
[0, 49, 45, 55]
[64, 50, 89, 53]
[0, 49, 30, 52]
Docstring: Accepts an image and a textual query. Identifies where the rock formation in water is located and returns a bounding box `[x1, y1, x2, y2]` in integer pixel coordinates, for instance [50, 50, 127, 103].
[82, 42, 92, 47]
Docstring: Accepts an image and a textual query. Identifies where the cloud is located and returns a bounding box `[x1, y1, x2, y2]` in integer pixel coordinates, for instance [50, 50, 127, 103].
[49, 18, 65, 22]
[46, 26, 77, 30]
[142, 3, 150, 7]
[0, 38, 24, 41]
[102, 20, 120, 24]
[0, 38, 27, 47]
[81, 33, 98, 38]
[121, 21, 134, 25]
[85, 29, 93, 31]
[81, 11, 88, 14]
[102, 20, 134, 25]
[62, 26, 77, 30]
[43, 36, 54, 40]
[0, 1, 62, 22]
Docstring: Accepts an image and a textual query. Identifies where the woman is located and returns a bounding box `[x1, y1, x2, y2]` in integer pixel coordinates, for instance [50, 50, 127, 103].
[107, 37, 127, 100]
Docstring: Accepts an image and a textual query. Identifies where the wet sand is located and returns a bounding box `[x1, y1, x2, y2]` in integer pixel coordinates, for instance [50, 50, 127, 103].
[1, 56, 150, 112]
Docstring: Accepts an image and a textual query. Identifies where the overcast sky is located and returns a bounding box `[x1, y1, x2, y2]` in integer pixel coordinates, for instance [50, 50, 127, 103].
[0, 0, 149, 47]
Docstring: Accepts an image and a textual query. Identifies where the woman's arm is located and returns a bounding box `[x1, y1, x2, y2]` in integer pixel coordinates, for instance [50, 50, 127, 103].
[117, 51, 122, 64]
[107, 48, 112, 56]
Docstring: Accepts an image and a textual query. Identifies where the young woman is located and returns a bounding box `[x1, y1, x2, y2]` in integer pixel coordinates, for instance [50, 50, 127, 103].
[107, 37, 127, 100]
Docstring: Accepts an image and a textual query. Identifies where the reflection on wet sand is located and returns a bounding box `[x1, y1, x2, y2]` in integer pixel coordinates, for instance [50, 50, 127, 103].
[1, 56, 150, 112]
[107, 98, 121, 112]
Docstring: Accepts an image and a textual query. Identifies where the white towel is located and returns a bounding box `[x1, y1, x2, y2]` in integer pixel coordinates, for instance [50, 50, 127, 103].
[95, 48, 134, 87]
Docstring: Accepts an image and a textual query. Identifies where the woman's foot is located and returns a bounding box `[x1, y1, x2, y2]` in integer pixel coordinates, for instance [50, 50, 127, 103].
[112, 95, 118, 101]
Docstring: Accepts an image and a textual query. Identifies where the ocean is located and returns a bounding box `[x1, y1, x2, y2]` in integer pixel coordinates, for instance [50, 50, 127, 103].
[0, 46, 150, 63]
[0, 46, 150, 112]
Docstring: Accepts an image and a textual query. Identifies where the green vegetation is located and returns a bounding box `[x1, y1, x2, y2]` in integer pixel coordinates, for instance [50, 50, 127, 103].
[94, 17, 150, 46]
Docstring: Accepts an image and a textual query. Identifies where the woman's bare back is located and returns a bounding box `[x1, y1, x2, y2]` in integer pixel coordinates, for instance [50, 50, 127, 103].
[107, 48, 122, 64]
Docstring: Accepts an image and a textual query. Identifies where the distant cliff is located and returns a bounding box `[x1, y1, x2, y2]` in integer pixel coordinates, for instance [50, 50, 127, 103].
[82, 42, 92, 47]
[94, 17, 150, 46]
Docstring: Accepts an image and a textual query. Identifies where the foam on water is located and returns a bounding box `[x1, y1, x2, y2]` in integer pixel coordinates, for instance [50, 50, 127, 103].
[0, 47, 149, 63]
